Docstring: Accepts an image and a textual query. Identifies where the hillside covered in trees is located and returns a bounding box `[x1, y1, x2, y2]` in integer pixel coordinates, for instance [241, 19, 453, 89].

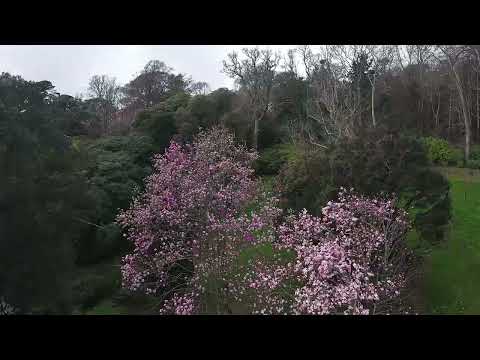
[1, 45, 480, 315]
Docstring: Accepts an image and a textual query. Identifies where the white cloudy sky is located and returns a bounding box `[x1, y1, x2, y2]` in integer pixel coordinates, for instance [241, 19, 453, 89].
[0, 45, 301, 97]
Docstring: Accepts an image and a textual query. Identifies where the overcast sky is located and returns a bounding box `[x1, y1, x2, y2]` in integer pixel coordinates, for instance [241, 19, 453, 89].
[0, 45, 300, 97]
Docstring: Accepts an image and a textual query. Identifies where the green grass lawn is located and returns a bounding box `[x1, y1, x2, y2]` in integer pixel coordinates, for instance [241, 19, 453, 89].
[424, 167, 480, 314]
[84, 299, 128, 315]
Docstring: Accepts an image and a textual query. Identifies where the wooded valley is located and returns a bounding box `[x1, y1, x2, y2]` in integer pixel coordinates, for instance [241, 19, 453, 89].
[1, 45, 480, 315]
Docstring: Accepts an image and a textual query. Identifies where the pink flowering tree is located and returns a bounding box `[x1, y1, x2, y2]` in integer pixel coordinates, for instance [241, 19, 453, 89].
[117, 127, 281, 314]
[118, 126, 413, 315]
[231, 189, 413, 315]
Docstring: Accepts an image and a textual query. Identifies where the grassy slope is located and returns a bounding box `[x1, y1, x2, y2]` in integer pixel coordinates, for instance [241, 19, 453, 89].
[424, 167, 480, 314]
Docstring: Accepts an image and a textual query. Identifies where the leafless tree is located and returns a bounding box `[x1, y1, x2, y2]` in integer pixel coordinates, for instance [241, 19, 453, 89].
[426, 71, 442, 132]
[395, 45, 436, 72]
[88, 74, 121, 135]
[435, 45, 472, 160]
[223, 47, 280, 149]
[296, 45, 366, 144]
[190, 81, 211, 95]
[282, 49, 299, 76]
[466, 45, 480, 140]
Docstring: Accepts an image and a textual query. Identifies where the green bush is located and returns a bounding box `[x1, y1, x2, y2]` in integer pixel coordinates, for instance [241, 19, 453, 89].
[470, 145, 480, 161]
[465, 159, 480, 169]
[72, 261, 121, 310]
[78, 223, 125, 265]
[254, 143, 296, 176]
[278, 129, 451, 243]
[398, 168, 451, 243]
[134, 110, 177, 151]
[422, 136, 463, 166]
[75, 135, 155, 265]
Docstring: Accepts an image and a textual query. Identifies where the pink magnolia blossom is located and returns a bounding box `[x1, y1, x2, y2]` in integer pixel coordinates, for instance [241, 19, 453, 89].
[117, 127, 279, 314]
[118, 127, 411, 315]
[236, 189, 412, 315]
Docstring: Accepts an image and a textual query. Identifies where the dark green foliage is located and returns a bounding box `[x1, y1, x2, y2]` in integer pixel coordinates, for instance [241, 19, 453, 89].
[254, 143, 296, 176]
[110, 290, 158, 314]
[92, 223, 123, 260]
[257, 114, 284, 150]
[269, 71, 307, 145]
[347, 52, 373, 94]
[175, 91, 235, 142]
[278, 128, 451, 243]
[51, 94, 95, 137]
[0, 73, 95, 313]
[210, 88, 235, 116]
[277, 147, 338, 214]
[134, 110, 177, 151]
[72, 259, 121, 310]
[399, 168, 451, 243]
[469, 145, 480, 162]
[74, 135, 156, 265]
[86, 135, 155, 212]
[153, 92, 191, 113]
[271, 71, 307, 123]
[465, 159, 480, 169]
[121, 60, 191, 109]
[221, 109, 251, 146]
[175, 95, 217, 140]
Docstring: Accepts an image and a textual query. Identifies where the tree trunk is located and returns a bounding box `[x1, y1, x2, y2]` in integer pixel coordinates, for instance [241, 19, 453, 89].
[253, 116, 259, 150]
[473, 47, 480, 142]
[452, 68, 471, 161]
[477, 70, 479, 141]
[448, 91, 452, 139]
[371, 77, 376, 127]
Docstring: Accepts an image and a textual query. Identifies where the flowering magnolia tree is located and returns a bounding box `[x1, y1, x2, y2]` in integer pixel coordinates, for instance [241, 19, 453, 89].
[117, 127, 281, 314]
[232, 189, 413, 315]
[118, 126, 413, 315]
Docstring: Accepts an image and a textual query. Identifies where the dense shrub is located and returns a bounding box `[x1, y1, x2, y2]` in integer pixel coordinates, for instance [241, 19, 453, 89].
[465, 159, 480, 169]
[422, 136, 463, 166]
[254, 143, 296, 176]
[90, 223, 124, 261]
[134, 111, 177, 152]
[257, 114, 285, 150]
[398, 168, 451, 243]
[74, 135, 156, 265]
[0, 79, 95, 313]
[71, 260, 121, 310]
[221, 110, 252, 147]
[469, 145, 480, 162]
[278, 128, 451, 243]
